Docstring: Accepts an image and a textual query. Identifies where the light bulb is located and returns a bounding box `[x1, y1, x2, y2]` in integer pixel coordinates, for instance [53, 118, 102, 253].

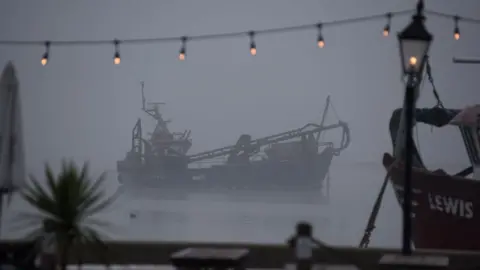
[179, 53, 185, 61]
[454, 29, 460, 40]
[409, 56, 417, 66]
[250, 47, 257, 56]
[41, 56, 48, 66]
[383, 28, 389, 37]
[114, 54, 121, 65]
[317, 40, 325, 48]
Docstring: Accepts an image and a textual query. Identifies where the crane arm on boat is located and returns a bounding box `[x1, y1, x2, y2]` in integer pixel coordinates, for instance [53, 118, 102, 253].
[186, 96, 350, 163]
[187, 122, 350, 163]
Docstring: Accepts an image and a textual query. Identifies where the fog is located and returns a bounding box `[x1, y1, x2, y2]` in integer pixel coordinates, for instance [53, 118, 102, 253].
[1, 0, 479, 248]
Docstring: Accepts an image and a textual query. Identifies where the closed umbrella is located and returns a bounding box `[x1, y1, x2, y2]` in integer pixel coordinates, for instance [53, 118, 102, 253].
[0, 61, 26, 236]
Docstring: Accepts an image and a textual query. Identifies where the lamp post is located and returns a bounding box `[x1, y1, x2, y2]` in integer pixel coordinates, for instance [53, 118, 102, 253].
[397, 0, 432, 255]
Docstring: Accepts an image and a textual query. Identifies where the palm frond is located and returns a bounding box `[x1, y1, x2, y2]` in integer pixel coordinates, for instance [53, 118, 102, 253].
[7, 212, 46, 231]
[77, 172, 107, 211]
[83, 190, 120, 218]
[45, 163, 58, 197]
[22, 174, 57, 216]
[17, 160, 117, 269]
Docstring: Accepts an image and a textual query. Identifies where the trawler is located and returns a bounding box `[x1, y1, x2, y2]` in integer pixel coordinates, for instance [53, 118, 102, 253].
[117, 83, 350, 199]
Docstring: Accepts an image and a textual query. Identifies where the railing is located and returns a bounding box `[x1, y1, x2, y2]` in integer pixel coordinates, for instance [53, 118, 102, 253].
[2, 240, 480, 268]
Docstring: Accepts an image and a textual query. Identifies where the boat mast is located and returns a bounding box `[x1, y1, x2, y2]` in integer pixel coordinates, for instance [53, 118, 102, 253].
[141, 81, 146, 111]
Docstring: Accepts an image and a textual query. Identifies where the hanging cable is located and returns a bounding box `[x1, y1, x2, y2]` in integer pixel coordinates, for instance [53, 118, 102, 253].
[0, 8, 478, 63]
[0, 9, 477, 48]
[425, 56, 444, 108]
[0, 9, 417, 47]
[425, 10, 480, 24]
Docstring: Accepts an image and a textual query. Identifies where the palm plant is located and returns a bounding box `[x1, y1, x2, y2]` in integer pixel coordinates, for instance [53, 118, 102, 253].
[15, 160, 118, 270]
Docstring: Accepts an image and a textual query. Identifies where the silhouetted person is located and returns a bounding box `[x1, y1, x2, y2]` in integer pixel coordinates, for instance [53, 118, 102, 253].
[287, 221, 321, 270]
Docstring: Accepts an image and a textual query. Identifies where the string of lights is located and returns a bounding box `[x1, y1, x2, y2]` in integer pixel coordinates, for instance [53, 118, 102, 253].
[0, 8, 479, 66]
[424, 10, 480, 41]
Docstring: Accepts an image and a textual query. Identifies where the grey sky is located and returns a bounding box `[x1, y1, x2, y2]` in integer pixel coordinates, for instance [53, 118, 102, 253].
[1, 0, 479, 175]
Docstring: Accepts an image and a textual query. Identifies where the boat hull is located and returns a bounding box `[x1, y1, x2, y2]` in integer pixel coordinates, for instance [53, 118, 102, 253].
[118, 148, 334, 192]
[383, 153, 480, 251]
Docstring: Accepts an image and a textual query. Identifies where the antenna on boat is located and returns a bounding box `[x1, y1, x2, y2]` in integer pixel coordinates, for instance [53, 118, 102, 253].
[140, 81, 146, 111]
[453, 57, 480, 64]
[139, 82, 167, 120]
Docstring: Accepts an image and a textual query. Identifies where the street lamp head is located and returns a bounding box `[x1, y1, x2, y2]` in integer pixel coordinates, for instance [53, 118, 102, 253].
[398, 0, 433, 75]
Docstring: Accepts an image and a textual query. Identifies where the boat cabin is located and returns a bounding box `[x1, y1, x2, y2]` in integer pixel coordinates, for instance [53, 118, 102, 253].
[264, 134, 318, 161]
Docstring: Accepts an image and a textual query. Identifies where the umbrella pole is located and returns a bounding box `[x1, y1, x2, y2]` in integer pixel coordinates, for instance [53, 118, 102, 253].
[0, 190, 4, 237]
